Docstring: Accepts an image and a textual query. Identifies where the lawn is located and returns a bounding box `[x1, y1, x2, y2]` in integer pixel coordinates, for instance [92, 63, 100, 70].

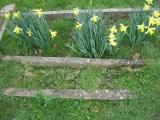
[0, 60, 160, 119]
[0, 0, 160, 119]
[0, 0, 145, 10]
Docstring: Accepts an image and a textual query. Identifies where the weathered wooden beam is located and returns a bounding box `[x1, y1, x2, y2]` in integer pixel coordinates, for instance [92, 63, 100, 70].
[44, 8, 140, 20]
[0, 56, 145, 68]
[0, 4, 16, 16]
[0, 4, 16, 41]
[0, 19, 7, 41]
[4, 88, 133, 100]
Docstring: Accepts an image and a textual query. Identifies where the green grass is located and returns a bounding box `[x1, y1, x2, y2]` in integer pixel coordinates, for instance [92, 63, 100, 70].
[0, 1, 160, 119]
[0, 60, 160, 119]
[0, 0, 145, 11]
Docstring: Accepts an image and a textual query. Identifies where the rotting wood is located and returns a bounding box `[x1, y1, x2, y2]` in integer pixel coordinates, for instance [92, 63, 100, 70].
[3, 88, 133, 100]
[0, 56, 145, 68]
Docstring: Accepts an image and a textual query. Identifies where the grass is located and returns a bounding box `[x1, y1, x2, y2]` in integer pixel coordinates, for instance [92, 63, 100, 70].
[0, 1, 160, 119]
[0, 60, 160, 119]
[0, 0, 145, 11]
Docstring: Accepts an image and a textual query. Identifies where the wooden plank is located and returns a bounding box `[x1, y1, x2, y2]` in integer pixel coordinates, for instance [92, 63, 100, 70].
[4, 88, 133, 100]
[44, 8, 140, 20]
[0, 4, 16, 16]
[0, 19, 8, 41]
[0, 56, 145, 68]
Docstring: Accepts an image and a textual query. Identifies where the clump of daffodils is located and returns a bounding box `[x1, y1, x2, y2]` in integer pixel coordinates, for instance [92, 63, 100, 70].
[108, 26, 118, 46]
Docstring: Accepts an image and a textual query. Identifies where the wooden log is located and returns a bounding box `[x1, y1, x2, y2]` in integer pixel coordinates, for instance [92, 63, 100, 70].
[0, 19, 7, 41]
[4, 88, 133, 100]
[0, 56, 145, 68]
[44, 8, 140, 20]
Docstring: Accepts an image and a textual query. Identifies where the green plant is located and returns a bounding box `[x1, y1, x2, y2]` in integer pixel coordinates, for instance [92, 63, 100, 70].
[7, 12, 54, 51]
[126, 10, 150, 45]
[67, 11, 121, 58]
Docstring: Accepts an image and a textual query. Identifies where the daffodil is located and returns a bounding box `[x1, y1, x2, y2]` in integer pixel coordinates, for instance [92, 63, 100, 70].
[145, 27, 156, 35]
[27, 30, 33, 37]
[149, 16, 156, 26]
[146, 0, 153, 5]
[108, 33, 116, 39]
[109, 39, 117, 46]
[137, 23, 146, 32]
[119, 24, 128, 33]
[5, 12, 11, 19]
[91, 15, 100, 23]
[13, 26, 22, 34]
[155, 18, 160, 26]
[143, 4, 151, 11]
[109, 26, 117, 33]
[32, 9, 44, 17]
[13, 11, 21, 19]
[50, 30, 57, 38]
[73, 7, 80, 16]
[152, 10, 160, 17]
[75, 22, 83, 29]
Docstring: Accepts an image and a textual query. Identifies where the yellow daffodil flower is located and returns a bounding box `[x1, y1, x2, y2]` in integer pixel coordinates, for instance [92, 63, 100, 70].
[32, 9, 44, 17]
[13, 26, 22, 34]
[155, 18, 160, 26]
[27, 30, 33, 37]
[119, 24, 128, 33]
[143, 4, 151, 11]
[145, 27, 156, 35]
[146, 0, 153, 5]
[91, 15, 100, 23]
[13, 11, 21, 19]
[152, 10, 160, 17]
[149, 16, 156, 26]
[75, 22, 83, 29]
[108, 33, 116, 39]
[73, 7, 80, 16]
[50, 30, 57, 38]
[109, 26, 117, 33]
[137, 23, 146, 32]
[5, 12, 11, 19]
[109, 39, 117, 46]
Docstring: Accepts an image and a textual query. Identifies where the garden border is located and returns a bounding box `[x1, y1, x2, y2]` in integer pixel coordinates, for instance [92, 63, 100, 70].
[0, 5, 146, 68]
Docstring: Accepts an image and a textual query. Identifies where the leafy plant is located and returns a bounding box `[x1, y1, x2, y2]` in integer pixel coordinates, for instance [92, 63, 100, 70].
[67, 11, 121, 58]
[7, 12, 54, 51]
[126, 10, 150, 45]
